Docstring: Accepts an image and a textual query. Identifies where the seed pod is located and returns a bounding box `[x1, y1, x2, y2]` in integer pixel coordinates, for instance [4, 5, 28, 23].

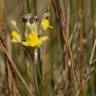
[22, 14, 33, 23]
[33, 16, 39, 21]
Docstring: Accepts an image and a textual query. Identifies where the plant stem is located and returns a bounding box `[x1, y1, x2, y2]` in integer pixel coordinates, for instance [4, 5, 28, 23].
[28, 49, 39, 96]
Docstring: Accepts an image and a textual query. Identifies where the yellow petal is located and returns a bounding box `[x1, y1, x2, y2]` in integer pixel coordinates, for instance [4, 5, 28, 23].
[12, 38, 18, 43]
[26, 33, 37, 41]
[40, 36, 48, 42]
[23, 33, 45, 47]
[12, 31, 18, 38]
[22, 41, 29, 46]
[35, 40, 42, 46]
[23, 40, 42, 47]
[11, 31, 21, 43]
[41, 18, 51, 30]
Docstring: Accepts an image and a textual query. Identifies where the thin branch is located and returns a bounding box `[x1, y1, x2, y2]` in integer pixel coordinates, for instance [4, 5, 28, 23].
[0, 39, 32, 96]
[51, 0, 79, 92]
[89, 39, 96, 64]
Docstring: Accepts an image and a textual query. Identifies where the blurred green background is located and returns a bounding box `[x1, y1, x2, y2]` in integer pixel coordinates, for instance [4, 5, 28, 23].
[0, 0, 96, 96]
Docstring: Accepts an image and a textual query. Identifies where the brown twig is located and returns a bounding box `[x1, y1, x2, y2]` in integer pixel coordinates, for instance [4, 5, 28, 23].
[51, 0, 79, 91]
[0, 39, 32, 96]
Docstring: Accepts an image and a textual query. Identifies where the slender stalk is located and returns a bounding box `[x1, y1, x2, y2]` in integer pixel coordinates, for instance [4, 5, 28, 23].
[5, 51, 11, 95]
[79, 20, 84, 96]
[76, 0, 84, 95]
[89, 39, 96, 64]
[27, 0, 30, 13]
[41, 47, 45, 96]
[0, 0, 3, 33]
[28, 49, 39, 96]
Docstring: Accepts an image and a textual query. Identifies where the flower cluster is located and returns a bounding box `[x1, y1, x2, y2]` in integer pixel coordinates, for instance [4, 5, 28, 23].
[11, 16, 52, 47]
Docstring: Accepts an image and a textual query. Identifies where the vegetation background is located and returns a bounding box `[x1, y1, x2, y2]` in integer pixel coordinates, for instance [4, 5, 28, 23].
[0, 0, 96, 96]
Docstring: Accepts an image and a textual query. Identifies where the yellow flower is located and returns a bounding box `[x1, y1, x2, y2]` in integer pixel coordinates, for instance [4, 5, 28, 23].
[23, 33, 48, 47]
[11, 31, 21, 43]
[41, 18, 53, 30]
